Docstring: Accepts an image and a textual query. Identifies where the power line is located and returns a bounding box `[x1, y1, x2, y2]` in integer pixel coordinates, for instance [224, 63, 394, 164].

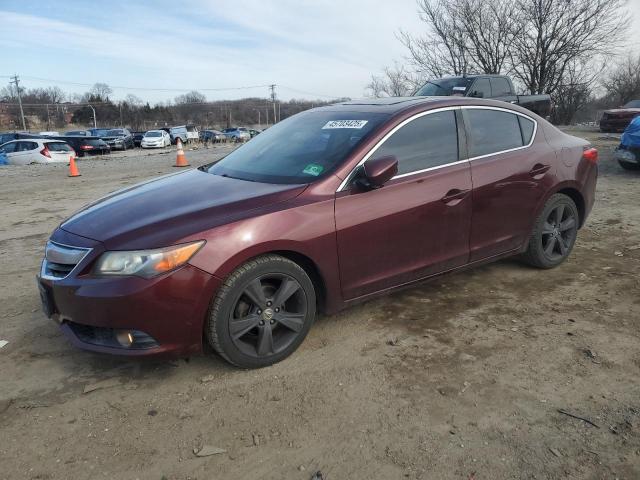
[279, 85, 343, 99]
[3, 75, 273, 93]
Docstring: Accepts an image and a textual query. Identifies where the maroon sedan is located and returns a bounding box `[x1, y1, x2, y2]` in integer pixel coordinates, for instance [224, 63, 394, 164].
[38, 97, 598, 368]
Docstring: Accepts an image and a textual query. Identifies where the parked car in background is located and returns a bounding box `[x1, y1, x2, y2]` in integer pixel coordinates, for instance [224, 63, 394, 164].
[65, 130, 91, 136]
[88, 128, 111, 137]
[103, 128, 134, 150]
[52, 136, 110, 156]
[599, 100, 640, 133]
[169, 126, 189, 145]
[132, 131, 146, 147]
[613, 115, 640, 170]
[0, 132, 42, 145]
[186, 125, 199, 143]
[222, 127, 251, 142]
[201, 129, 227, 143]
[414, 74, 552, 118]
[141, 130, 171, 148]
[0, 139, 74, 165]
[37, 97, 597, 368]
[248, 129, 261, 137]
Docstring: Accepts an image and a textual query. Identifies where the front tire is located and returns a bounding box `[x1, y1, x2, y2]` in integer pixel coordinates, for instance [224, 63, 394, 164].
[206, 255, 316, 368]
[522, 194, 579, 269]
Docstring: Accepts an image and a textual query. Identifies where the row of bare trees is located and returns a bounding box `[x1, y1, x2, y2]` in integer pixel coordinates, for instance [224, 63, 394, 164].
[368, 0, 634, 124]
[0, 82, 337, 131]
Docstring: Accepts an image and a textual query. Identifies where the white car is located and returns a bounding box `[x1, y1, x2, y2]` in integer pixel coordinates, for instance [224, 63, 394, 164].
[141, 130, 171, 148]
[0, 139, 75, 165]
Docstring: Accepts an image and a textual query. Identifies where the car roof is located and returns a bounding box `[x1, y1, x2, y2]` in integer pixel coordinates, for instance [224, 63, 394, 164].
[314, 96, 538, 117]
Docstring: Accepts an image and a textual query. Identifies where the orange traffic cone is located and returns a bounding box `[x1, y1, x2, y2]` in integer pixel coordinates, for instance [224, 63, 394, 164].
[174, 138, 189, 167]
[68, 154, 81, 177]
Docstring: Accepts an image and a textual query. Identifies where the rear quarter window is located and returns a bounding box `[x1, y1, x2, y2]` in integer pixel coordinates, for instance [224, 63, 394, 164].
[518, 116, 535, 144]
[465, 109, 524, 157]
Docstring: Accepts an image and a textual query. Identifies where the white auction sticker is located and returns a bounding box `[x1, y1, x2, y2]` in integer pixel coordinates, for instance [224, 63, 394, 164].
[452, 86, 467, 91]
[322, 120, 368, 129]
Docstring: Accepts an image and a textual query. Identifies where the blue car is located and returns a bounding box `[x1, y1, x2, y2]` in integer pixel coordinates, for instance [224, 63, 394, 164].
[614, 116, 640, 170]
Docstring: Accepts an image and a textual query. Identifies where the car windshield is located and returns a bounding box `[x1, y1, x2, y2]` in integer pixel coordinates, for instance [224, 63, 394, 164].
[207, 110, 388, 184]
[107, 129, 125, 136]
[414, 77, 474, 96]
[91, 129, 110, 137]
[146, 131, 162, 137]
[623, 100, 640, 108]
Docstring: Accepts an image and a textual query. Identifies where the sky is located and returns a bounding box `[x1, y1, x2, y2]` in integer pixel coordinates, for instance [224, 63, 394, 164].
[1, 0, 639, 104]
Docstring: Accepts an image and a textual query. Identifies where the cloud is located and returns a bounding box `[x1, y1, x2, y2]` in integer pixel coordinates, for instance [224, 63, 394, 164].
[0, 1, 425, 102]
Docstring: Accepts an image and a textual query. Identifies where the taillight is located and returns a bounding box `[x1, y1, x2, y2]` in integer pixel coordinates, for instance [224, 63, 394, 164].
[80, 145, 93, 150]
[583, 147, 598, 163]
[40, 146, 51, 158]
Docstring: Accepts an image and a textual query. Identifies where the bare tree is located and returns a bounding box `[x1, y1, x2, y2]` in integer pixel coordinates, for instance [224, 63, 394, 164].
[366, 63, 423, 97]
[510, 0, 630, 95]
[398, 0, 518, 78]
[551, 59, 602, 124]
[89, 83, 113, 101]
[602, 55, 640, 105]
[175, 90, 206, 104]
[398, 0, 470, 77]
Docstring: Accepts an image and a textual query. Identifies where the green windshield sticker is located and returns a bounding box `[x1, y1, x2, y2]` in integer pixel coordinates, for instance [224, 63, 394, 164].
[303, 163, 324, 176]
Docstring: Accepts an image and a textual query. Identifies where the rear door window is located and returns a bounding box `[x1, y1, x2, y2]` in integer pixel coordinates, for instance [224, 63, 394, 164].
[372, 110, 459, 175]
[465, 109, 524, 157]
[17, 141, 38, 151]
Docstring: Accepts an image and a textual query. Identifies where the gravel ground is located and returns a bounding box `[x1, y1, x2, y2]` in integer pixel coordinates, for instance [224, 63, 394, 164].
[0, 131, 638, 480]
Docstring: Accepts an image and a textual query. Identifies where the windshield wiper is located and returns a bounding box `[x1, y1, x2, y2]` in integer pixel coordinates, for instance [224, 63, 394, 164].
[219, 173, 258, 183]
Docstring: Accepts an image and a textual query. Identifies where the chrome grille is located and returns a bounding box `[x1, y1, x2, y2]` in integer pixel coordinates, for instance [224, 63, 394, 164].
[41, 241, 91, 280]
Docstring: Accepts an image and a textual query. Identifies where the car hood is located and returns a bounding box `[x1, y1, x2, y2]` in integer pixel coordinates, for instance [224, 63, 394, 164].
[603, 108, 640, 115]
[60, 169, 307, 249]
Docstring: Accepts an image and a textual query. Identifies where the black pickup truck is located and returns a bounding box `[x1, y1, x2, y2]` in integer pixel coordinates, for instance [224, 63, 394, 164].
[414, 74, 551, 118]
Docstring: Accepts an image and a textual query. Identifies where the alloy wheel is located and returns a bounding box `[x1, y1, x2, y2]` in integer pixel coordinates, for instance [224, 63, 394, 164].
[541, 203, 577, 261]
[229, 274, 307, 358]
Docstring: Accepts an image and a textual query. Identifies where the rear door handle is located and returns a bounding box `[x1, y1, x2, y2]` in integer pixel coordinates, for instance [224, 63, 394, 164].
[441, 188, 470, 204]
[529, 163, 550, 177]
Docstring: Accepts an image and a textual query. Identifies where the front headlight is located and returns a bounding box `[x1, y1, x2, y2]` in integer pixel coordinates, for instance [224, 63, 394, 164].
[94, 241, 204, 278]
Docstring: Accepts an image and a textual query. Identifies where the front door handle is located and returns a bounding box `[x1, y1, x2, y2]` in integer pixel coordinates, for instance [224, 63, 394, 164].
[441, 188, 470, 205]
[529, 163, 550, 177]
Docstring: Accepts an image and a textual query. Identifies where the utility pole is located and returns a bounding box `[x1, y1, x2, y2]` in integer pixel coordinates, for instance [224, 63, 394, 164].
[269, 84, 277, 124]
[10, 74, 26, 131]
[88, 104, 97, 128]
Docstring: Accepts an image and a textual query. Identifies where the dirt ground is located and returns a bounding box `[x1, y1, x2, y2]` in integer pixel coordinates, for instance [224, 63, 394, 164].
[0, 131, 639, 480]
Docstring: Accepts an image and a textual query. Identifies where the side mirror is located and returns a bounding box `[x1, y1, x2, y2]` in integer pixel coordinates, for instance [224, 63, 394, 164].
[355, 155, 398, 190]
[470, 90, 483, 98]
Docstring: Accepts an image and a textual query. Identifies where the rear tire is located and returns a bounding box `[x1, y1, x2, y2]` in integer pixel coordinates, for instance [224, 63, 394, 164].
[522, 194, 579, 269]
[206, 255, 316, 368]
[619, 160, 640, 171]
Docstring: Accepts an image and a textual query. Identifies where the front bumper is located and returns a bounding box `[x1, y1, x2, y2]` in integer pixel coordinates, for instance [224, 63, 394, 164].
[37, 229, 221, 357]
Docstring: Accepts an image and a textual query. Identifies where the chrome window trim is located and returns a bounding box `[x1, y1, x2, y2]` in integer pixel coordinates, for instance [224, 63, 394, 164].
[40, 241, 92, 281]
[336, 104, 538, 192]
